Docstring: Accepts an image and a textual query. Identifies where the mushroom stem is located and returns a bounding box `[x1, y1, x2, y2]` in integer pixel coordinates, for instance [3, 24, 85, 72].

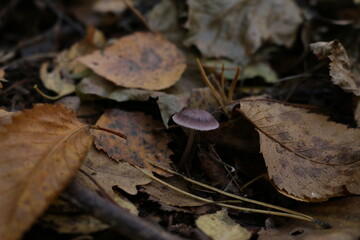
[178, 129, 197, 169]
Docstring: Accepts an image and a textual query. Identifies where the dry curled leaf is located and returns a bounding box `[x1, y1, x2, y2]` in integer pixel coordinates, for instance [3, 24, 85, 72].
[310, 40, 360, 96]
[0, 104, 93, 240]
[78, 32, 186, 90]
[310, 40, 360, 127]
[93, 109, 173, 176]
[237, 99, 360, 202]
[185, 0, 302, 64]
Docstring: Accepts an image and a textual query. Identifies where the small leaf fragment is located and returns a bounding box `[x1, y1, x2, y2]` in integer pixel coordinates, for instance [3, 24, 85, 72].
[78, 32, 186, 90]
[93, 0, 132, 14]
[196, 210, 251, 240]
[0, 104, 93, 240]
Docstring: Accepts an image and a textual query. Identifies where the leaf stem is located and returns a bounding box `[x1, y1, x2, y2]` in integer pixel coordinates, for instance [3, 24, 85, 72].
[33, 84, 62, 100]
[90, 125, 127, 139]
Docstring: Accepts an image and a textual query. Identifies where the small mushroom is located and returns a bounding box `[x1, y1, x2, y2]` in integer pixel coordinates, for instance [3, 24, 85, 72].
[172, 108, 219, 169]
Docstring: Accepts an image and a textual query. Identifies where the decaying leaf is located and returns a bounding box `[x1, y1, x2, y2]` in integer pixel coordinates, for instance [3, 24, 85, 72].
[196, 210, 251, 240]
[141, 176, 205, 207]
[93, 109, 173, 176]
[237, 99, 360, 202]
[40, 27, 106, 97]
[185, 0, 302, 64]
[78, 32, 186, 90]
[80, 145, 152, 196]
[310, 40, 360, 96]
[0, 104, 93, 240]
[258, 197, 360, 240]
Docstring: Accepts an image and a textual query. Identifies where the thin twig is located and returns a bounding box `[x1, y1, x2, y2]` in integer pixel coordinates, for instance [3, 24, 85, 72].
[33, 84, 62, 100]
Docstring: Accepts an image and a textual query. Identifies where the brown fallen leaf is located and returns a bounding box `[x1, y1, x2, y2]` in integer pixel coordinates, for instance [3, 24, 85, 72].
[93, 109, 173, 176]
[258, 197, 360, 240]
[236, 99, 360, 202]
[78, 32, 186, 90]
[80, 145, 152, 196]
[0, 104, 93, 240]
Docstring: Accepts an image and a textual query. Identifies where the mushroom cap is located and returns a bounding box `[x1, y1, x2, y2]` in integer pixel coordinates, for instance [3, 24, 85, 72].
[172, 108, 219, 131]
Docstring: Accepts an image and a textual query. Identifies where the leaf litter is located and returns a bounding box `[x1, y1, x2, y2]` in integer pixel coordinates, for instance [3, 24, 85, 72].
[2, 1, 360, 239]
